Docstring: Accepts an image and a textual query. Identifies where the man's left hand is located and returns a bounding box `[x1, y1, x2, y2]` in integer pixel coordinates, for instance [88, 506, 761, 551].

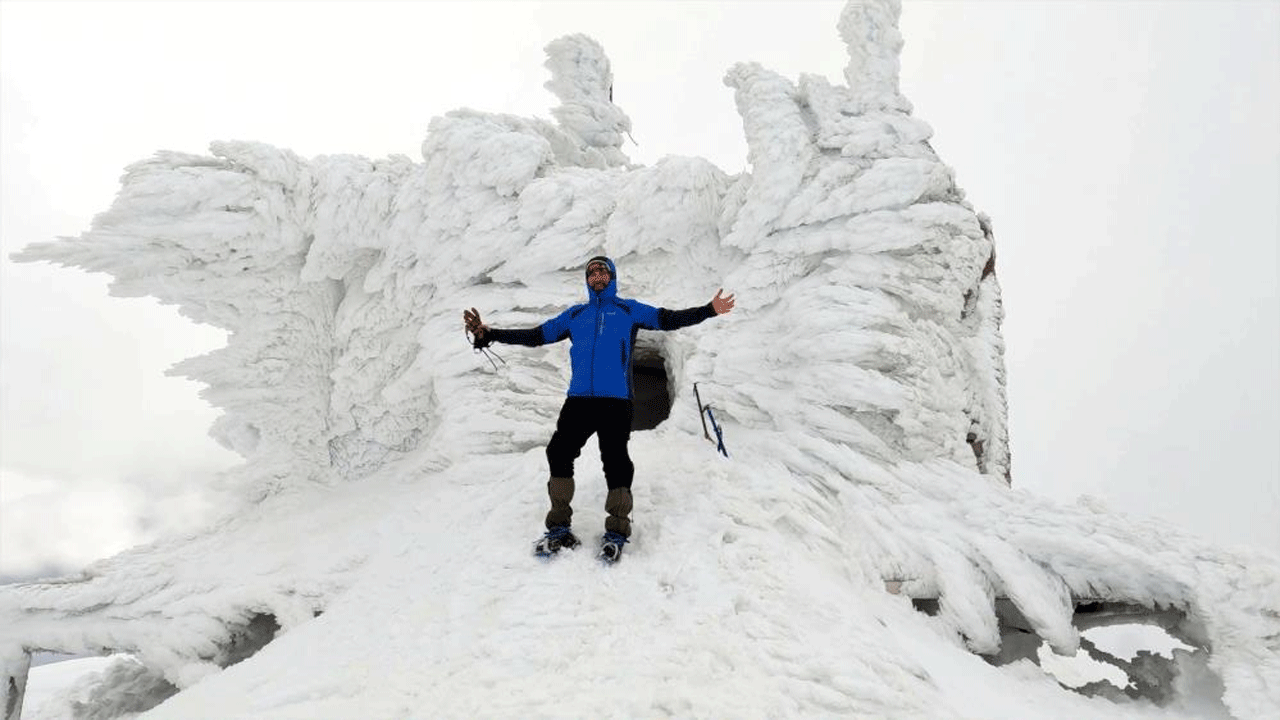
[711, 289, 736, 315]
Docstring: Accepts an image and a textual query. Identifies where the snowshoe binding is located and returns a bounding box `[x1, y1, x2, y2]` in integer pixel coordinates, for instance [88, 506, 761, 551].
[534, 526, 580, 557]
[599, 531, 628, 564]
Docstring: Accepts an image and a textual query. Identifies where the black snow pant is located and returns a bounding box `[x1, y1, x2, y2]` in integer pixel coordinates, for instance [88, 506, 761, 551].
[547, 397, 634, 488]
[545, 397, 634, 536]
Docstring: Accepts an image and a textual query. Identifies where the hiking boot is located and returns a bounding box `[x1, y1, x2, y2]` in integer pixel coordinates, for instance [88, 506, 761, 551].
[535, 526, 580, 557]
[599, 531, 628, 564]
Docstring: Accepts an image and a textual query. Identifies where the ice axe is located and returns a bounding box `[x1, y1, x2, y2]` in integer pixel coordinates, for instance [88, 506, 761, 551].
[693, 382, 728, 458]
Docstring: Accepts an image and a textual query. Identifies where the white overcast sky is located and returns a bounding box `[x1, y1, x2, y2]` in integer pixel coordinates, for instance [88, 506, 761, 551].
[1, 1, 1277, 577]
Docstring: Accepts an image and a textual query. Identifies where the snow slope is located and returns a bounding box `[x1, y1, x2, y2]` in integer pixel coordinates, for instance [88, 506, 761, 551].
[5, 1, 1278, 718]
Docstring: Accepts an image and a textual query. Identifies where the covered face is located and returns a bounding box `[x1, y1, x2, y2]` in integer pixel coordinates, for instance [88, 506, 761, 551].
[583, 255, 616, 297]
[585, 257, 612, 281]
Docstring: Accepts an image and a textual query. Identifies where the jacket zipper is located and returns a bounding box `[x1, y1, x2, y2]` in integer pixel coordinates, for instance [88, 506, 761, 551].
[589, 294, 601, 396]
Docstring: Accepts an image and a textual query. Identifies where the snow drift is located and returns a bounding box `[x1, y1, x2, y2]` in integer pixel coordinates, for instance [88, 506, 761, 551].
[5, 1, 1277, 718]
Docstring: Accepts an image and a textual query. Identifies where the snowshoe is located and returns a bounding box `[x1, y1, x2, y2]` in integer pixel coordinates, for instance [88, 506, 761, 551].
[534, 526, 580, 557]
[599, 531, 629, 564]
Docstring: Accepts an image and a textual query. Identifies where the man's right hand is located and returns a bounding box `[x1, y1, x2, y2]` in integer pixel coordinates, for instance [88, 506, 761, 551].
[463, 307, 489, 345]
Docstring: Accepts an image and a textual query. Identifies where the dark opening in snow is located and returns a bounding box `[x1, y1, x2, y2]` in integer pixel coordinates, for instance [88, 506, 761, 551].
[217, 613, 281, 668]
[632, 350, 671, 431]
[906, 594, 1220, 708]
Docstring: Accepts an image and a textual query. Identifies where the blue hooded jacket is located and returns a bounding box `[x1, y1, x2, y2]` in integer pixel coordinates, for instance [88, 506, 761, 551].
[487, 257, 715, 400]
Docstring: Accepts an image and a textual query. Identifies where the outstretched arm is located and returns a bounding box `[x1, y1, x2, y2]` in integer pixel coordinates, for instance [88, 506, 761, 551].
[653, 288, 736, 331]
[462, 308, 544, 348]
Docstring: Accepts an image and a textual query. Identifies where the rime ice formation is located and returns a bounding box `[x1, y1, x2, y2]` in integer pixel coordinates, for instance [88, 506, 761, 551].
[543, 33, 633, 167]
[4, 1, 1279, 719]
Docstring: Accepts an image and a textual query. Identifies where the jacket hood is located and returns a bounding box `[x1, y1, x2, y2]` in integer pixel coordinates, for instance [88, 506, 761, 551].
[584, 256, 617, 301]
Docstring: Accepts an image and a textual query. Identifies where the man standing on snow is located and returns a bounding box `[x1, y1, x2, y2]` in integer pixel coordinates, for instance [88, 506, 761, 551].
[463, 256, 735, 562]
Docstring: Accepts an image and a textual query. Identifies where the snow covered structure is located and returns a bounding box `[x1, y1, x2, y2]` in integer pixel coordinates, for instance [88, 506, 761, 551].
[4, 1, 1277, 718]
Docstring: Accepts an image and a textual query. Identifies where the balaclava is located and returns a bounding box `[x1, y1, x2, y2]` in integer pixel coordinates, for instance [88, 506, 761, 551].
[585, 256, 612, 281]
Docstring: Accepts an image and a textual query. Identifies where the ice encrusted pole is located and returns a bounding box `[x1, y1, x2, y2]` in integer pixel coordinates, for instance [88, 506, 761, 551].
[839, 0, 911, 113]
[543, 34, 633, 167]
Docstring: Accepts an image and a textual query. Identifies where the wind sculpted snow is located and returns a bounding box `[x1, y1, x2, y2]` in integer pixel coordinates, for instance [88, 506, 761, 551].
[5, 1, 1278, 718]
